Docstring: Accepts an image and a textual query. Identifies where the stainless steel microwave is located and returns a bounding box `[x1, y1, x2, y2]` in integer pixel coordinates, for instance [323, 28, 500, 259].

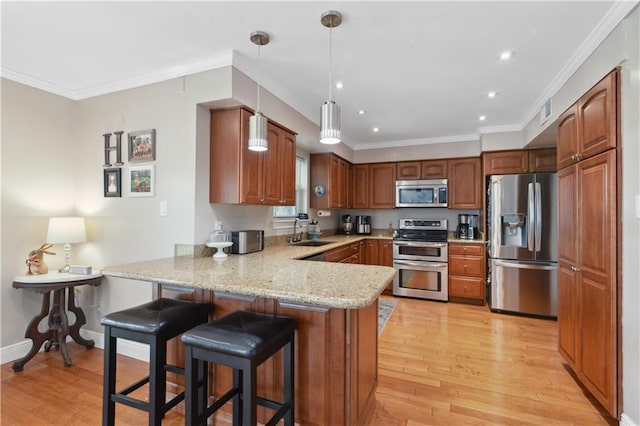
[395, 179, 448, 208]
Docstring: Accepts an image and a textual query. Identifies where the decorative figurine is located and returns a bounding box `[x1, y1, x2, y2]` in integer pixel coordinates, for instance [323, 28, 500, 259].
[25, 243, 56, 275]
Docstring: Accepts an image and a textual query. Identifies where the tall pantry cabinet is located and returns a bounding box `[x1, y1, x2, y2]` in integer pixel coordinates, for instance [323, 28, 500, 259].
[556, 68, 620, 418]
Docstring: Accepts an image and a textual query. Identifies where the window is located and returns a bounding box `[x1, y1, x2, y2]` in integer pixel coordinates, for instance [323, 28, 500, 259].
[273, 155, 308, 218]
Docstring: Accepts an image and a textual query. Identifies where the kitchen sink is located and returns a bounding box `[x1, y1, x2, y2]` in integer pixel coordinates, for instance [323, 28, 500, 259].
[292, 240, 335, 247]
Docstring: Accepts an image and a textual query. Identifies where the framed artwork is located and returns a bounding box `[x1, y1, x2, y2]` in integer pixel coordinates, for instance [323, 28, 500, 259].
[103, 168, 121, 197]
[128, 129, 156, 162]
[128, 164, 155, 197]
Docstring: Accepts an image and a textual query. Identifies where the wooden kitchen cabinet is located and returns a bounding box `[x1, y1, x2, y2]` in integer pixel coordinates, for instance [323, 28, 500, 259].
[352, 164, 370, 208]
[421, 159, 448, 179]
[448, 243, 485, 304]
[396, 161, 421, 180]
[263, 122, 296, 205]
[558, 150, 618, 416]
[324, 242, 361, 263]
[557, 69, 618, 169]
[556, 67, 620, 418]
[310, 153, 350, 209]
[483, 148, 556, 175]
[369, 162, 396, 209]
[397, 159, 448, 180]
[210, 107, 296, 205]
[447, 157, 481, 209]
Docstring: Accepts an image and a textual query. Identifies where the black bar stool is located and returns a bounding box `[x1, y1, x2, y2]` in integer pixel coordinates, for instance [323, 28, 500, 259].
[101, 298, 212, 426]
[181, 310, 296, 426]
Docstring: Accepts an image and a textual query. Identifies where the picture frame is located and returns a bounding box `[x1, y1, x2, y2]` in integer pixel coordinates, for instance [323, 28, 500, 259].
[128, 129, 156, 162]
[128, 164, 155, 197]
[103, 168, 122, 197]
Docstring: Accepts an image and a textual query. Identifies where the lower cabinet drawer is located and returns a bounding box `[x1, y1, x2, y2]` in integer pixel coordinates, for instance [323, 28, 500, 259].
[449, 276, 484, 298]
[448, 256, 484, 276]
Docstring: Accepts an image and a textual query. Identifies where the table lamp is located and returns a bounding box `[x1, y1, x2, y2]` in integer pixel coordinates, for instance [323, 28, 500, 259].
[47, 217, 87, 273]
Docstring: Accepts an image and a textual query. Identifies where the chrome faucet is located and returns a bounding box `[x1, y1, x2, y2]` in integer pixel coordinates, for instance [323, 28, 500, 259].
[289, 218, 302, 243]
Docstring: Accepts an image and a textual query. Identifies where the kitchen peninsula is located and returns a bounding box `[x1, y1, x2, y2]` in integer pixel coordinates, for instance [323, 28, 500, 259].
[102, 239, 396, 425]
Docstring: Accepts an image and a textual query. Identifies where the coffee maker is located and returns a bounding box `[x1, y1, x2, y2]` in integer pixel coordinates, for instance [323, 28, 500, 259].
[341, 215, 353, 234]
[456, 214, 479, 239]
[355, 215, 371, 235]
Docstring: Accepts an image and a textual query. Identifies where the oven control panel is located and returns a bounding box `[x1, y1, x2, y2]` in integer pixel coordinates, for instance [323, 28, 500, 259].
[398, 218, 447, 230]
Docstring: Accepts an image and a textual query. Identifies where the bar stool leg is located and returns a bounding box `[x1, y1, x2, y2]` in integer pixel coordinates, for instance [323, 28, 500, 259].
[102, 327, 117, 426]
[197, 359, 208, 425]
[185, 346, 197, 426]
[243, 360, 257, 426]
[148, 338, 167, 426]
[284, 333, 295, 426]
[233, 368, 242, 426]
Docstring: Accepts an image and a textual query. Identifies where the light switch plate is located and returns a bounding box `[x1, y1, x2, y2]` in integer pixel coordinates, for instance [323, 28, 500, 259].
[160, 201, 168, 217]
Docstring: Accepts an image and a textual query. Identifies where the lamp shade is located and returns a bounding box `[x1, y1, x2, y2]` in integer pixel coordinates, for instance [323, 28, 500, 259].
[320, 100, 341, 144]
[47, 217, 87, 244]
[248, 112, 268, 151]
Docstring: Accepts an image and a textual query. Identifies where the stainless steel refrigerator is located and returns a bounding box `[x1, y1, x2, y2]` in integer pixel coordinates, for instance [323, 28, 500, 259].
[487, 173, 558, 318]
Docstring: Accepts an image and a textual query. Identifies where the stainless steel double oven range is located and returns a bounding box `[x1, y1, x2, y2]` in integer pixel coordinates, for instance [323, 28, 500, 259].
[392, 219, 448, 301]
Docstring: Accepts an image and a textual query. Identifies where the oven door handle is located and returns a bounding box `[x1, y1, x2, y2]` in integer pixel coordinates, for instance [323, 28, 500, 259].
[393, 241, 447, 248]
[393, 260, 448, 268]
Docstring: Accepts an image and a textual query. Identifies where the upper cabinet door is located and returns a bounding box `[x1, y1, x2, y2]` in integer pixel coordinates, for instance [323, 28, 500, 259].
[369, 163, 396, 209]
[557, 103, 579, 169]
[578, 70, 617, 161]
[483, 151, 528, 175]
[528, 148, 557, 172]
[352, 164, 370, 208]
[396, 161, 421, 180]
[280, 130, 297, 206]
[448, 157, 481, 209]
[421, 159, 448, 179]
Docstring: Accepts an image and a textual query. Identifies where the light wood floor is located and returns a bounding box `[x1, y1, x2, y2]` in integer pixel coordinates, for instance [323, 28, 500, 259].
[1, 298, 617, 425]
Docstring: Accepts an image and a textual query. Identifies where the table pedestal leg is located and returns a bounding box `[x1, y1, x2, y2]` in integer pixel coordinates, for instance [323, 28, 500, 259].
[12, 291, 54, 372]
[67, 287, 94, 349]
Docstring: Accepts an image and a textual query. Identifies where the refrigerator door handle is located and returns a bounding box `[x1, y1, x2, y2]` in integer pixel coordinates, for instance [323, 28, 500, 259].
[493, 259, 557, 271]
[527, 182, 535, 252]
[535, 182, 542, 252]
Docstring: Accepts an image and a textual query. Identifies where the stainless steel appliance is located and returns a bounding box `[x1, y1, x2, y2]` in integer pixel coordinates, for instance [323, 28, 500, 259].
[355, 215, 371, 234]
[230, 230, 264, 254]
[341, 215, 353, 234]
[395, 179, 448, 208]
[455, 214, 479, 239]
[487, 173, 558, 318]
[393, 218, 448, 301]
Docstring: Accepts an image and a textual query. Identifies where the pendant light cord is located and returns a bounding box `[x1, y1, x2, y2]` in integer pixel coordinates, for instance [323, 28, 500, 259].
[329, 26, 333, 102]
[257, 44, 261, 113]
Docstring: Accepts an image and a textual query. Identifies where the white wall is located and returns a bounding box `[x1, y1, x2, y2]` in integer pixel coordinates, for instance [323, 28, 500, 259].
[1, 79, 78, 346]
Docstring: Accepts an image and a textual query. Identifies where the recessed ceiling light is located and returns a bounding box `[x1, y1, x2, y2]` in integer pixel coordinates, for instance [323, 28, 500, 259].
[358, 110, 366, 115]
[373, 127, 379, 132]
[500, 51, 512, 60]
[487, 91, 497, 98]
[479, 115, 487, 121]
[335, 82, 344, 89]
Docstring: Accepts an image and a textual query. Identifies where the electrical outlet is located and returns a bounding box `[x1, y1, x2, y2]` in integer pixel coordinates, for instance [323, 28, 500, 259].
[214, 221, 223, 231]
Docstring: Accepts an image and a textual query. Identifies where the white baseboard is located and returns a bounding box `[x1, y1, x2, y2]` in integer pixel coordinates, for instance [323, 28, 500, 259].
[620, 413, 639, 426]
[0, 329, 150, 366]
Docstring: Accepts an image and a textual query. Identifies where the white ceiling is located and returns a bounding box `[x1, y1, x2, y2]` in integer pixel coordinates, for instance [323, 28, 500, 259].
[1, 1, 636, 150]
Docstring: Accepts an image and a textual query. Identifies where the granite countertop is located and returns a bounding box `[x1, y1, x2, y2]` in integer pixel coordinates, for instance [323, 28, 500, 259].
[102, 235, 396, 310]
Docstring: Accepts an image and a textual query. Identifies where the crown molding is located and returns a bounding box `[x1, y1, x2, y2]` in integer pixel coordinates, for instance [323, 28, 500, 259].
[0, 68, 78, 99]
[519, 1, 638, 129]
[2, 51, 235, 100]
[351, 134, 480, 151]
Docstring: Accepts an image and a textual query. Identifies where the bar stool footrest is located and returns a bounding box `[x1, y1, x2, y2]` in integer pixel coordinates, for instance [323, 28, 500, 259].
[203, 387, 239, 420]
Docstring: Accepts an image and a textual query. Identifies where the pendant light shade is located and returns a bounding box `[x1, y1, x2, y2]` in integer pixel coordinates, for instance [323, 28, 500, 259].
[249, 111, 268, 151]
[248, 30, 270, 152]
[320, 10, 342, 145]
[320, 100, 341, 144]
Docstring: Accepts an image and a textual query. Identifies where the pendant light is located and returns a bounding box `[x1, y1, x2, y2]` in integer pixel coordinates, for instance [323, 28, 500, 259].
[320, 10, 342, 144]
[248, 31, 270, 152]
